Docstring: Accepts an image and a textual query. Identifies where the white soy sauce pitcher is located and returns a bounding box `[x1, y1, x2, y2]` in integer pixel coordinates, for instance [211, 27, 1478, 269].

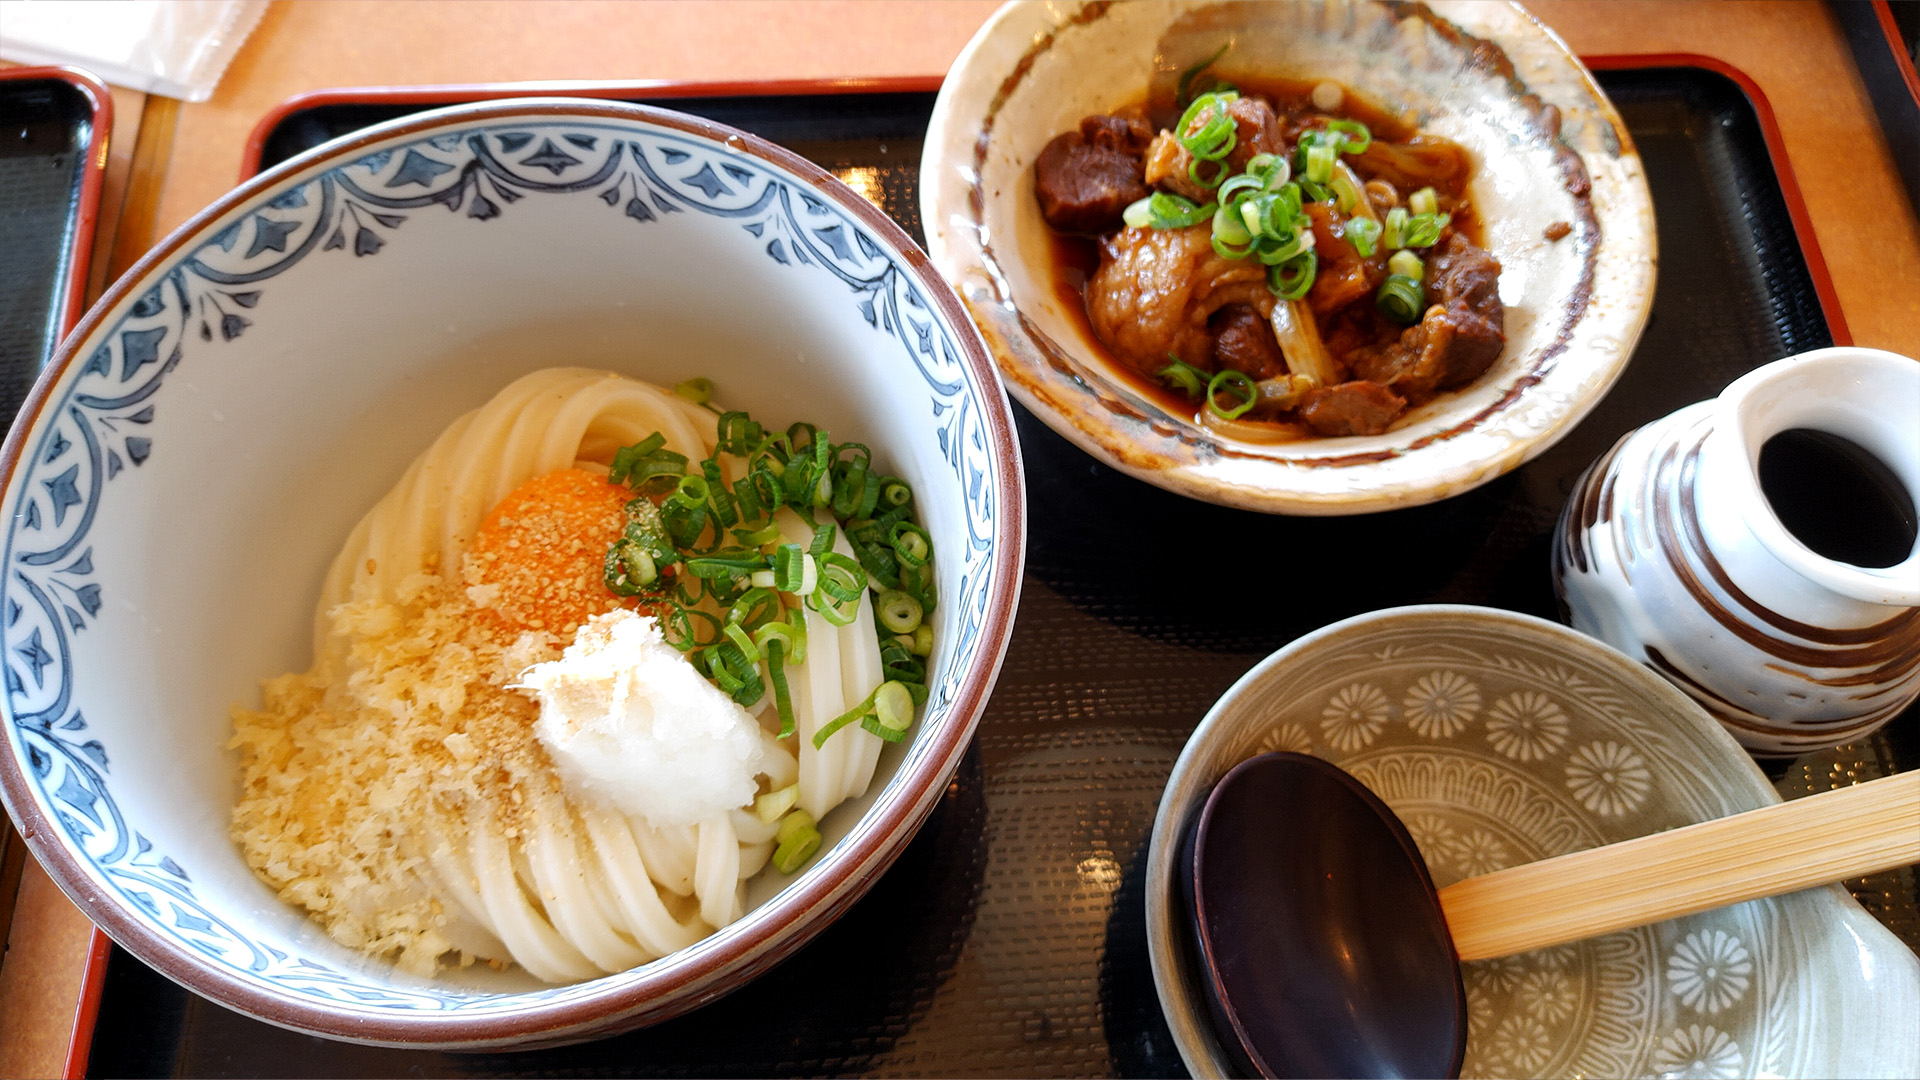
[1554, 347, 1920, 755]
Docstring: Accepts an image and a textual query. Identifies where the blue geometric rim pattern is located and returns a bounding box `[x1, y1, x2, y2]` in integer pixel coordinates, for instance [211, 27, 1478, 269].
[1, 118, 1004, 1011]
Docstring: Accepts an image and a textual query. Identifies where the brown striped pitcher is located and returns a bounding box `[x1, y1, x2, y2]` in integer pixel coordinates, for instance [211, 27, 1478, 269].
[1554, 348, 1920, 755]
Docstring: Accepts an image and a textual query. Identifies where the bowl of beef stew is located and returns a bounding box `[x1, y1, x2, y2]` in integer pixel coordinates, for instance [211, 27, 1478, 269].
[921, 0, 1655, 514]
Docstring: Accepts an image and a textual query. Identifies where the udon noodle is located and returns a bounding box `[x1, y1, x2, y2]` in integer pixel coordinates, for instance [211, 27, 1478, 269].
[230, 369, 891, 981]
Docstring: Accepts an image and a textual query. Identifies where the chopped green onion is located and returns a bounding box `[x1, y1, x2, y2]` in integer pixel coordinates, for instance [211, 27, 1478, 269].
[1216, 172, 1266, 205]
[876, 589, 923, 633]
[702, 640, 764, 706]
[670, 474, 709, 509]
[816, 552, 865, 603]
[1253, 226, 1313, 266]
[673, 377, 714, 405]
[685, 548, 769, 579]
[610, 542, 657, 590]
[1383, 206, 1408, 249]
[765, 638, 796, 737]
[1213, 201, 1254, 246]
[1211, 231, 1257, 261]
[1402, 212, 1449, 249]
[889, 522, 931, 567]
[1176, 91, 1240, 160]
[1157, 356, 1209, 399]
[1205, 370, 1257, 420]
[755, 783, 799, 823]
[1325, 119, 1372, 155]
[1329, 171, 1360, 214]
[733, 521, 783, 547]
[1187, 155, 1231, 190]
[772, 810, 821, 873]
[1245, 152, 1290, 190]
[861, 680, 916, 743]
[1388, 249, 1425, 282]
[1345, 216, 1381, 257]
[808, 522, 835, 559]
[1377, 273, 1425, 323]
[1269, 250, 1318, 301]
[1175, 42, 1232, 109]
[607, 400, 936, 733]
[809, 590, 860, 627]
[776, 808, 817, 846]
[754, 616, 807, 665]
[1409, 186, 1438, 217]
[721, 621, 758, 663]
[716, 411, 764, 455]
[1123, 191, 1216, 230]
[1305, 142, 1336, 185]
[773, 543, 807, 592]
[813, 683, 884, 748]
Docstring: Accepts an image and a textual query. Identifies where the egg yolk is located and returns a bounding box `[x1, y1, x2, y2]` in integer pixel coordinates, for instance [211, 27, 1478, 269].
[466, 468, 634, 636]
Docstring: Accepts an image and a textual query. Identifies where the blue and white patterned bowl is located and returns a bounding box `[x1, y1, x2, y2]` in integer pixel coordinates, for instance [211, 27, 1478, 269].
[0, 100, 1024, 1047]
[1147, 606, 1920, 1078]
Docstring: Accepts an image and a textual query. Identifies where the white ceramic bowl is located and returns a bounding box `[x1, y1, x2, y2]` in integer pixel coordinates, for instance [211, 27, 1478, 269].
[1147, 606, 1920, 1079]
[921, 0, 1656, 514]
[0, 100, 1024, 1047]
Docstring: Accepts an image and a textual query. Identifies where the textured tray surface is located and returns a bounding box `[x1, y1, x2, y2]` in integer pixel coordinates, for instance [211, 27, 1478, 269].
[0, 77, 95, 432]
[86, 68, 1917, 1078]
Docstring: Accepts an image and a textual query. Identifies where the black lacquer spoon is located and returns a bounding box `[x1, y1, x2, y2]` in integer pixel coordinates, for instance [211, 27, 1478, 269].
[1180, 752, 1920, 1079]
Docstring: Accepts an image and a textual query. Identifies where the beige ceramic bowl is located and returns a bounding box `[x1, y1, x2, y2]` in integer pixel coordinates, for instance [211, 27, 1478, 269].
[1146, 606, 1920, 1078]
[921, 0, 1656, 514]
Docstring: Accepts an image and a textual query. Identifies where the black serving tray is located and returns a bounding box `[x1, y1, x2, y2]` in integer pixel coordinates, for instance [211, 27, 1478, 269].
[85, 66, 1918, 1079]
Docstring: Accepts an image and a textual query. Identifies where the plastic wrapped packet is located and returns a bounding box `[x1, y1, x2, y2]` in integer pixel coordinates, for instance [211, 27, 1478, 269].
[0, 0, 268, 103]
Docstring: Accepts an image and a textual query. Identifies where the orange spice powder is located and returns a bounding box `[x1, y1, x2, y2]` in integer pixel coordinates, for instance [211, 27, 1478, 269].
[464, 468, 635, 636]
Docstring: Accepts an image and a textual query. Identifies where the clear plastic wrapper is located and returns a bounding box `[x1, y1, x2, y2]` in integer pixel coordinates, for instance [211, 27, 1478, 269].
[0, 0, 268, 103]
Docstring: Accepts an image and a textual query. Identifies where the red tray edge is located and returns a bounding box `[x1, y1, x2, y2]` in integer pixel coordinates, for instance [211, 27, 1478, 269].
[0, 63, 113, 1080]
[237, 74, 948, 182]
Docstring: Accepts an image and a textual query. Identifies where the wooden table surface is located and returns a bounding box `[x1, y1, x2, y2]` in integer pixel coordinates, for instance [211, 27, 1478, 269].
[2, 2, 1916, 1077]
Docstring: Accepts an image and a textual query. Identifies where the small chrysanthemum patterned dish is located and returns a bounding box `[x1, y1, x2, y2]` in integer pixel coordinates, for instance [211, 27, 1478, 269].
[0, 100, 1023, 1047]
[922, 0, 1655, 514]
[1146, 606, 1920, 1078]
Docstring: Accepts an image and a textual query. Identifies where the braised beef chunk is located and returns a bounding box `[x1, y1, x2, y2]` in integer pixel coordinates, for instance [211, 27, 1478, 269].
[1426, 233, 1505, 387]
[1211, 303, 1286, 380]
[1144, 96, 1287, 202]
[1086, 224, 1272, 373]
[1034, 115, 1154, 233]
[1304, 202, 1384, 317]
[1346, 234, 1504, 397]
[1297, 380, 1408, 437]
[1081, 111, 1154, 155]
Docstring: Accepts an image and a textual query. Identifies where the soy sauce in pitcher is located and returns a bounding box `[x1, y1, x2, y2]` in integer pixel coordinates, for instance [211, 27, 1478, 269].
[1758, 428, 1917, 568]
